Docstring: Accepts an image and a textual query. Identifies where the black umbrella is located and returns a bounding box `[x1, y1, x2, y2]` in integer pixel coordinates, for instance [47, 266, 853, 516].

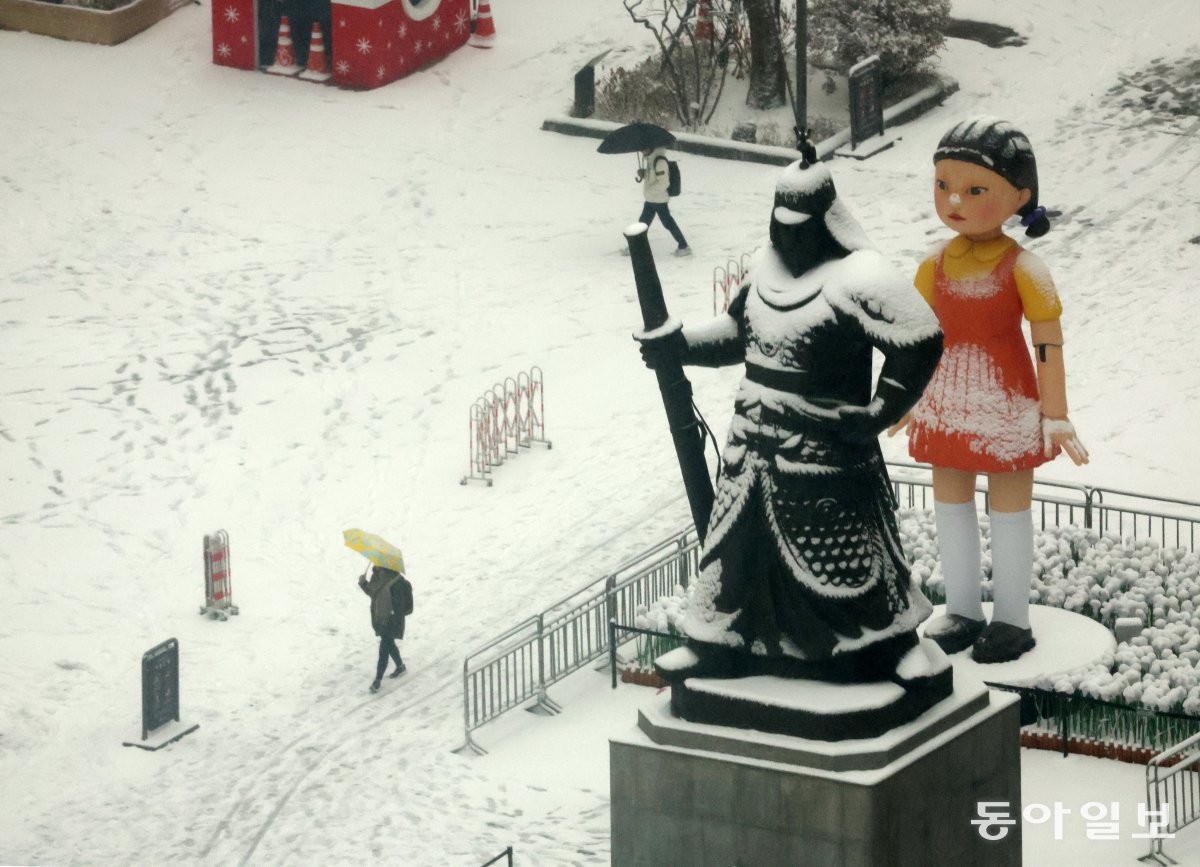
[597, 122, 676, 154]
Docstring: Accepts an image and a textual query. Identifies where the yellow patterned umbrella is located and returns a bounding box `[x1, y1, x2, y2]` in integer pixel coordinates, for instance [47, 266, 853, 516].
[343, 528, 406, 573]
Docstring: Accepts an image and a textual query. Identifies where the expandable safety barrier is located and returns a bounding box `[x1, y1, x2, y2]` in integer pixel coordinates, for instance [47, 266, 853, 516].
[200, 530, 239, 620]
[712, 251, 753, 314]
[461, 366, 550, 486]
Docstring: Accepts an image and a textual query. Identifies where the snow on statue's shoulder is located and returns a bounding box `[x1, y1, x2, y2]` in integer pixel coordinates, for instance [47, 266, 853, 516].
[825, 249, 941, 345]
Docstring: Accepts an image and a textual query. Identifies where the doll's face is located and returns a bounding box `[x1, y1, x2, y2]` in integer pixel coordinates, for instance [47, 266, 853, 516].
[933, 159, 1031, 241]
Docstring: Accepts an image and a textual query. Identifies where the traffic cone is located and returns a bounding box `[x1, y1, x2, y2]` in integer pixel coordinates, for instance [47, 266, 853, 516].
[298, 22, 332, 82]
[469, 0, 495, 48]
[695, 0, 713, 41]
[266, 16, 302, 76]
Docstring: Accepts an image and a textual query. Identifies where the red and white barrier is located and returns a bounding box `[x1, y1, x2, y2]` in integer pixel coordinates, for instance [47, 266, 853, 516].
[462, 366, 550, 485]
[201, 530, 240, 619]
[712, 250, 754, 314]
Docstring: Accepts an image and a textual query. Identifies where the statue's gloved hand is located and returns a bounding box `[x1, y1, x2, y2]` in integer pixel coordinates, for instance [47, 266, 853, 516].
[633, 318, 685, 370]
[835, 400, 887, 443]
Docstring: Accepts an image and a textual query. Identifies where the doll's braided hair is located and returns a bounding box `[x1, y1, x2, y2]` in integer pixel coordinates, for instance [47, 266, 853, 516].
[934, 117, 1051, 238]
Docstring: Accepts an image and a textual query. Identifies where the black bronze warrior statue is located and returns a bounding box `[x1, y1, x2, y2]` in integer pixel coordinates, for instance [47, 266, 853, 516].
[638, 159, 945, 695]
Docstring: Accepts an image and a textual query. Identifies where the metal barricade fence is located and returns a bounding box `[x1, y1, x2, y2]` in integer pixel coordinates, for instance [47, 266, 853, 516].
[1141, 732, 1200, 864]
[460, 463, 1200, 753]
[462, 366, 550, 486]
[712, 251, 754, 315]
[459, 527, 698, 753]
[1094, 487, 1200, 553]
[887, 461, 1200, 553]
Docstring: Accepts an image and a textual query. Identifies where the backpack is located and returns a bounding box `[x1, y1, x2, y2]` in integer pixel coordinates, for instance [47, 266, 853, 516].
[666, 160, 681, 197]
[656, 155, 681, 197]
[391, 574, 414, 616]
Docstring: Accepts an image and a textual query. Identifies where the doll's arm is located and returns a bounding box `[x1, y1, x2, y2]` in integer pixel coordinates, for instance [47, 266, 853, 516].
[1031, 318, 1088, 465]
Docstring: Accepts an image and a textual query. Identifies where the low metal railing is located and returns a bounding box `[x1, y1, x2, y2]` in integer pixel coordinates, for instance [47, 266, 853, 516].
[458, 527, 698, 753]
[1140, 732, 1200, 864]
[887, 461, 1200, 551]
[459, 463, 1200, 753]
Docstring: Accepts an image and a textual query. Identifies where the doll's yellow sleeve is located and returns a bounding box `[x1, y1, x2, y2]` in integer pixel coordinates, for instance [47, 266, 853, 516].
[1015, 251, 1063, 322]
[913, 257, 936, 308]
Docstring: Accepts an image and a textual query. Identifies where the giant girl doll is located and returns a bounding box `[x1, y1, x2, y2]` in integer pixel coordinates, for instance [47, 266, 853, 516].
[896, 118, 1089, 663]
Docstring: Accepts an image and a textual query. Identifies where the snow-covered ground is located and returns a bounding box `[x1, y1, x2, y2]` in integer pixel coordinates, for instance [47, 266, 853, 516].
[1, 0, 1198, 864]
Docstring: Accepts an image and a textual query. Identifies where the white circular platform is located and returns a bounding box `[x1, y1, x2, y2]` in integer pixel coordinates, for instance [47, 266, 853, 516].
[919, 603, 1116, 686]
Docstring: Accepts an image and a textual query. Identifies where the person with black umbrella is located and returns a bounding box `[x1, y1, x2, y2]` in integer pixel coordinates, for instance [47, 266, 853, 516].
[636, 145, 690, 256]
[599, 123, 690, 256]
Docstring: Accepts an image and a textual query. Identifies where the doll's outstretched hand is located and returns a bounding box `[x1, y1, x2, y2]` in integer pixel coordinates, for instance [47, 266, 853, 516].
[1043, 417, 1089, 465]
[886, 411, 913, 438]
[886, 416, 911, 438]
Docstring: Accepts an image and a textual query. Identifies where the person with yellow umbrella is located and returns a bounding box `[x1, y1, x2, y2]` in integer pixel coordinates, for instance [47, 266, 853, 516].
[344, 529, 413, 692]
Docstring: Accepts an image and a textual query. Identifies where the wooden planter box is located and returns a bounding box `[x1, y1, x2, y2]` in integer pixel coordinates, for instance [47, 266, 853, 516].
[1020, 732, 1166, 766]
[0, 0, 187, 46]
[621, 668, 668, 689]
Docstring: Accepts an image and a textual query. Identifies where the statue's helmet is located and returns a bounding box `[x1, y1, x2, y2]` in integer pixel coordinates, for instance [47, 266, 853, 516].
[773, 159, 837, 225]
[770, 161, 872, 273]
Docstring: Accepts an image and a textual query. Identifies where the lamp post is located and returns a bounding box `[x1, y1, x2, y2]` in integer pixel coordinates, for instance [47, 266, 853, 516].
[795, 0, 807, 133]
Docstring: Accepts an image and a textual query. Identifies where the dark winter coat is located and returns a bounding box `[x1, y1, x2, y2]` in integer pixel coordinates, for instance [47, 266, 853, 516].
[361, 567, 408, 639]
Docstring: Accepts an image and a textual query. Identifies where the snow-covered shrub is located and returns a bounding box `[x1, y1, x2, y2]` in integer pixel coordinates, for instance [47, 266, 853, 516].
[808, 0, 950, 86]
[595, 58, 680, 129]
[631, 584, 690, 670]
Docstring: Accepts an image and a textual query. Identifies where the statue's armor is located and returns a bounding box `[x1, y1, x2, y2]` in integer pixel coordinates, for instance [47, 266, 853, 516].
[682, 248, 940, 663]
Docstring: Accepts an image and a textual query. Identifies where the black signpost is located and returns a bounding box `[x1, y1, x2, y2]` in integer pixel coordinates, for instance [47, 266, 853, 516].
[573, 49, 611, 119]
[848, 55, 885, 150]
[122, 638, 198, 751]
[142, 638, 180, 738]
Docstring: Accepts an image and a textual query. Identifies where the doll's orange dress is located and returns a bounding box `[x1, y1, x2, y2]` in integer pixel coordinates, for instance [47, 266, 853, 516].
[908, 236, 1061, 473]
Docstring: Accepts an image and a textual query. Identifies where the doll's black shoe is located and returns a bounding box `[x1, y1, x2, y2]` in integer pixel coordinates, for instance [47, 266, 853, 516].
[924, 614, 987, 655]
[389, 662, 407, 678]
[971, 622, 1036, 664]
[369, 679, 381, 693]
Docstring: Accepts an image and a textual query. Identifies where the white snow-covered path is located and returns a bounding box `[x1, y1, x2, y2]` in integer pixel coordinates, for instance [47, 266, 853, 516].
[0, 0, 1198, 864]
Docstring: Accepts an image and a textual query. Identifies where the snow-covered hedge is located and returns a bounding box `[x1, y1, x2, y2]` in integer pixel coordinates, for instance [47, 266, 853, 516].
[630, 588, 689, 670]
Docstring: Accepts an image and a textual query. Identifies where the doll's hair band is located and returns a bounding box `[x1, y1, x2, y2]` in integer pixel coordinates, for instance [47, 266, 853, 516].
[1021, 206, 1047, 227]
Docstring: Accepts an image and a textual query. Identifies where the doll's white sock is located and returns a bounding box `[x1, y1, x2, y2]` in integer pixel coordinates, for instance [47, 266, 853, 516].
[989, 509, 1034, 630]
[934, 499, 984, 621]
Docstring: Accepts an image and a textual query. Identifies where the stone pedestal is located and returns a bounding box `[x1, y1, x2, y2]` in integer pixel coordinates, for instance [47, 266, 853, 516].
[610, 684, 1021, 866]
